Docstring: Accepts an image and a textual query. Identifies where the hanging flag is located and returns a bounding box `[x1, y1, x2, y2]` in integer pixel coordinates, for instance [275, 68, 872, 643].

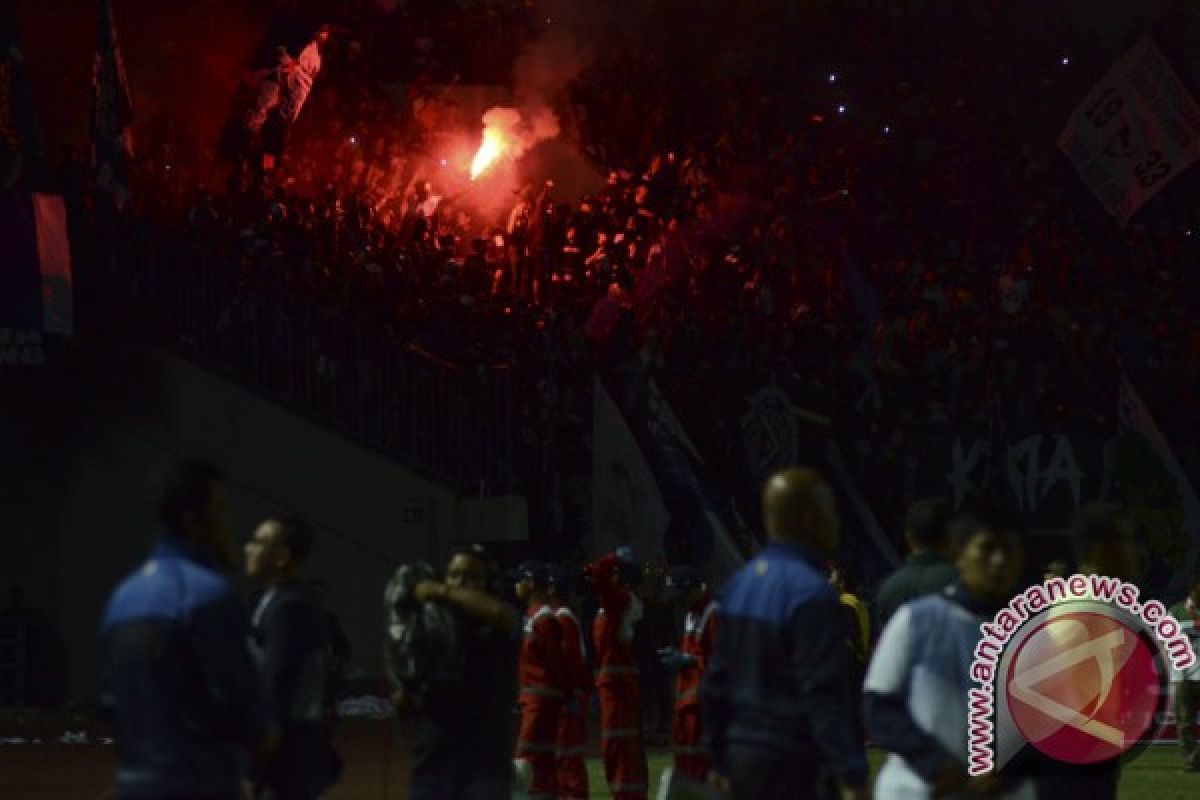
[592, 377, 670, 562]
[1058, 37, 1200, 225]
[0, 192, 74, 337]
[92, 0, 134, 208]
[0, 0, 39, 189]
[1117, 373, 1200, 592]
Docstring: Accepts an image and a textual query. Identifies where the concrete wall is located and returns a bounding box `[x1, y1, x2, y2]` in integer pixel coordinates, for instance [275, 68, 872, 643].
[2, 350, 469, 704]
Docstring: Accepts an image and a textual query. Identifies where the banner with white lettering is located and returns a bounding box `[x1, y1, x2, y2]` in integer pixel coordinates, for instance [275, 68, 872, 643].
[1058, 36, 1200, 225]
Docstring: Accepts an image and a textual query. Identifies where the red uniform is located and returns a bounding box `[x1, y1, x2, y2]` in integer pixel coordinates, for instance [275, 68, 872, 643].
[586, 553, 648, 800]
[555, 605, 592, 799]
[518, 602, 568, 800]
[672, 598, 718, 780]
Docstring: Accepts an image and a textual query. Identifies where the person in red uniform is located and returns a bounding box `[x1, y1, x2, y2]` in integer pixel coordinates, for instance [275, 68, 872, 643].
[584, 547, 649, 800]
[547, 566, 592, 800]
[513, 560, 569, 800]
[658, 566, 718, 782]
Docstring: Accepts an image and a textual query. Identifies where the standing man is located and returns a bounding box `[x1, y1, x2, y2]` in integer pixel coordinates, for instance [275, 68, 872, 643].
[244, 515, 340, 800]
[659, 567, 718, 782]
[100, 460, 275, 800]
[702, 467, 868, 800]
[874, 497, 957, 628]
[1026, 502, 1145, 799]
[387, 544, 518, 800]
[548, 566, 592, 800]
[514, 560, 569, 800]
[865, 503, 1034, 800]
[585, 547, 650, 800]
[1170, 579, 1200, 771]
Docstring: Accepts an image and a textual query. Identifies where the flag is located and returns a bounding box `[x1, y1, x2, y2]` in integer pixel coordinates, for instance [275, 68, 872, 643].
[1058, 37, 1200, 225]
[0, 192, 74, 336]
[1118, 373, 1200, 590]
[92, 0, 133, 208]
[0, 0, 39, 188]
[592, 377, 670, 561]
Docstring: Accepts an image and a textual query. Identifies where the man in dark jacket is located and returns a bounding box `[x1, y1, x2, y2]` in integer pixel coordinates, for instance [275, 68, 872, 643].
[100, 460, 275, 800]
[386, 544, 519, 800]
[702, 467, 868, 800]
[244, 514, 340, 800]
[874, 497, 957, 628]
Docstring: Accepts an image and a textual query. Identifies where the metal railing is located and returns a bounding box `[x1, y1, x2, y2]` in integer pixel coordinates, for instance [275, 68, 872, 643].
[113, 225, 517, 491]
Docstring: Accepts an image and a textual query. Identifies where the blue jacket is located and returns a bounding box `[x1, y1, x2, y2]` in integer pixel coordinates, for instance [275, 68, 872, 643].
[100, 536, 270, 799]
[701, 540, 868, 788]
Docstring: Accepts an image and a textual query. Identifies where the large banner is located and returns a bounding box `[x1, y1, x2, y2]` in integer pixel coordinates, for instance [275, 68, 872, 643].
[1058, 36, 1200, 225]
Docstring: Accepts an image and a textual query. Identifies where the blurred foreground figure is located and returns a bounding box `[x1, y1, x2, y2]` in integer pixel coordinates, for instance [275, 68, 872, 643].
[244, 515, 341, 799]
[702, 467, 868, 800]
[386, 545, 518, 800]
[865, 502, 1034, 800]
[100, 461, 275, 799]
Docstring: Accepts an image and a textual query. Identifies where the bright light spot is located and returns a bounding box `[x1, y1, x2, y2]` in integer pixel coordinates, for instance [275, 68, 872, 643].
[883, 125, 891, 134]
[471, 127, 509, 180]
[837, 104, 846, 114]
[1061, 56, 1070, 65]
[349, 135, 357, 144]
[439, 159, 448, 167]
[828, 73, 837, 83]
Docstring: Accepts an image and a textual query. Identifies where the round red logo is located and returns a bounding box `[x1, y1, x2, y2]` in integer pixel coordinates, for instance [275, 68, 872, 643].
[1005, 610, 1163, 764]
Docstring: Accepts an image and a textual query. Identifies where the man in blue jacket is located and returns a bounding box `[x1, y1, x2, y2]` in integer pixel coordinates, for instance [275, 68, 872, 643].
[701, 467, 868, 800]
[100, 461, 275, 799]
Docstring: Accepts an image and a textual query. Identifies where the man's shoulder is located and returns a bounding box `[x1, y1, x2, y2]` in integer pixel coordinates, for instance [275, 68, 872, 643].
[263, 582, 322, 624]
[721, 550, 834, 622]
[104, 552, 234, 629]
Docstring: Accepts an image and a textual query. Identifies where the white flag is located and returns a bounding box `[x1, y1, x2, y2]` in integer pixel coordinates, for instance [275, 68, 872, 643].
[1058, 37, 1200, 225]
[1118, 373, 1200, 586]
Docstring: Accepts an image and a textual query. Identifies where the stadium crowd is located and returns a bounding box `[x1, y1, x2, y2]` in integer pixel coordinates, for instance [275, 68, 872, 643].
[83, 0, 1199, 567]
[29, 1, 1199, 799]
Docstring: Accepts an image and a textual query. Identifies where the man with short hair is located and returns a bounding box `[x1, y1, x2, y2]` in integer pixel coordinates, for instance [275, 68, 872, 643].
[865, 502, 1034, 800]
[388, 544, 519, 800]
[244, 515, 340, 799]
[101, 460, 274, 800]
[875, 497, 957, 628]
[702, 467, 869, 800]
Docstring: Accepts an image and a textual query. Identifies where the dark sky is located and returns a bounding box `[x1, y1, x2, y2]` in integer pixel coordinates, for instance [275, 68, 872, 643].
[12, 0, 1199, 159]
[16, 0, 266, 156]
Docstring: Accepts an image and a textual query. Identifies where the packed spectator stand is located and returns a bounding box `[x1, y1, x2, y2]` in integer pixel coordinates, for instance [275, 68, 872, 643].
[59, 0, 1199, 582]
